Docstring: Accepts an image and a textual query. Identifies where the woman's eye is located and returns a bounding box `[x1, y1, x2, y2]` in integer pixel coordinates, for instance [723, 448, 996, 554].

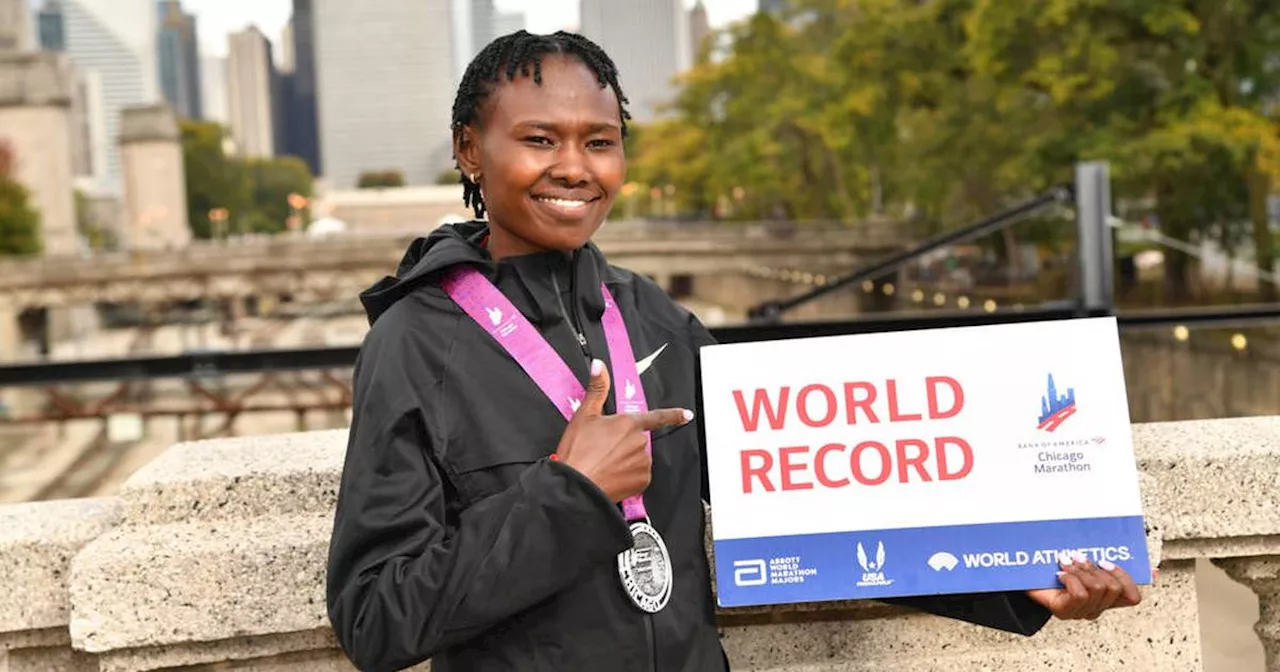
[524, 136, 553, 146]
[589, 139, 616, 149]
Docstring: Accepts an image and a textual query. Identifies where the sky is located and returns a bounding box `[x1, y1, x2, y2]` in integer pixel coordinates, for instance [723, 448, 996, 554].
[183, 0, 760, 58]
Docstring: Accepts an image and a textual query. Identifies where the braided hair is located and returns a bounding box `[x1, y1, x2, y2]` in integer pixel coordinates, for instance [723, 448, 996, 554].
[451, 31, 632, 219]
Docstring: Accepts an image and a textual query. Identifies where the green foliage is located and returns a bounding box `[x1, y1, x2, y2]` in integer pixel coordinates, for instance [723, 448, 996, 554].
[628, 0, 1280, 297]
[0, 141, 41, 257]
[181, 121, 314, 238]
[358, 170, 407, 189]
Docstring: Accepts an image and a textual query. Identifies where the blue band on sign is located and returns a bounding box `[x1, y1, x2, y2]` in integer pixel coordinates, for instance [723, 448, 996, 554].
[714, 515, 1150, 608]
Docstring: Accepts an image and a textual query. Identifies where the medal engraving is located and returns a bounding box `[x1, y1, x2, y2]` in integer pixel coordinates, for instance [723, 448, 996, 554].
[617, 521, 672, 613]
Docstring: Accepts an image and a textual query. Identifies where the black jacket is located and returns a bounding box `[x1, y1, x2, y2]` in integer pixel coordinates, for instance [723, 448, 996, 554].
[326, 221, 1052, 672]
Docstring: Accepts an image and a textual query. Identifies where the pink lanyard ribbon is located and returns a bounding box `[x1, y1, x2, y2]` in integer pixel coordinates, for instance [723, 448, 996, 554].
[441, 265, 652, 523]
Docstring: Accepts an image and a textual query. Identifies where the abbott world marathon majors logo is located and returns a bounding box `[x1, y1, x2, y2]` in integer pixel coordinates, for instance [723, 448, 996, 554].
[855, 541, 894, 587]
[731, 555, 819, 587]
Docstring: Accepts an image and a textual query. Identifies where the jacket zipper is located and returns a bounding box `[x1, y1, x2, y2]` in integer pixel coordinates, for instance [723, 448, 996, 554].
[550, 258, 591, 361]
[553, 256, 660, 672]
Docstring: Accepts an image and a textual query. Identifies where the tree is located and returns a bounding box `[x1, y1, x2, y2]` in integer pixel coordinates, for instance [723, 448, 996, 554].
[963, 0, 1280, 302]
[180, 121, 315, 238]
[181, 121, 252, 239]
[244, 156, 313, 234]
[0, 141, 41, 257]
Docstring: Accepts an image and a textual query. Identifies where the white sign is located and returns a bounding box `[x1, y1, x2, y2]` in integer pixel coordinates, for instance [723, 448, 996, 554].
[699, 317, 1151, 607]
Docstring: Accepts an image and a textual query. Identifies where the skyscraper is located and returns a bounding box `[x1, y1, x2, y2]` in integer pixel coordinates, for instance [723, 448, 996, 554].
[226, 26, 276, 158]
[59, 0, 159, 192]
[280, 19, 294, 73]
[36, 0, 64, 51]
[470, 0, 493, 58]
[199, 55, 226, 124]
[688, 1, 709, 63]
[285, 0, 320, 175]
[579, 0, 689, 122]
[493, 11, 523, 38]
[314, 0, 456, 187]
[156, 0, 201, 119]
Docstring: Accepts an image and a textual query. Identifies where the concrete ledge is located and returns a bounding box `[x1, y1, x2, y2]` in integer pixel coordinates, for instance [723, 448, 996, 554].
[94, 628, 344, 672]
[0, 416, 1258, 670]
[1133, 416, 1280, 557]
[70, 513, 331, 653]
[117, 430, 345, 526]
[0, 498, 121, 634]
[724, 561, 1200, 670]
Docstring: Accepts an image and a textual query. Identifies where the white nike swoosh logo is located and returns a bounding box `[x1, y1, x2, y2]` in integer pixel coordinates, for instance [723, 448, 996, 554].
[635, 343, 669, 376]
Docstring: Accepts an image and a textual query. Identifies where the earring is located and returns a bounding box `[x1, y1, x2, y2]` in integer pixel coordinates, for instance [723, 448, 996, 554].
[470, 173, 481, 183]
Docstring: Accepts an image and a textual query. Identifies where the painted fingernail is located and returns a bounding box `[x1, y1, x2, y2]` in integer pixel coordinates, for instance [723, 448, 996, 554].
[1059, 552, 1074, 566]
[1073, 551, 1089, 565]
[1056, 571, 1067, 579]
[591, 359, 605, 376]
[682, 409, 695, 422]
[1099, 559, 1117, 571]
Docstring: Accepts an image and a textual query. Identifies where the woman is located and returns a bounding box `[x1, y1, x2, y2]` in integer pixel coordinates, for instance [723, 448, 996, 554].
[326, 31, 1141, 672]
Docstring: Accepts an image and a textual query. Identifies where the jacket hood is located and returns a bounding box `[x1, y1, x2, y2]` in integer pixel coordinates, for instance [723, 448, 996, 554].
[360, 220, 491, 325]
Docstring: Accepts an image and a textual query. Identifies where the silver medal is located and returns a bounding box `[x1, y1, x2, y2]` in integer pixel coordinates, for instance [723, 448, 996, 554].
[617, 520, 673, 613]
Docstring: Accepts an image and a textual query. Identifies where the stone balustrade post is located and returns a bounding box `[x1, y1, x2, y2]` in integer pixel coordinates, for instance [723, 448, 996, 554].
[1217, 557, 1280, 671]
[0, 52, 78, 257]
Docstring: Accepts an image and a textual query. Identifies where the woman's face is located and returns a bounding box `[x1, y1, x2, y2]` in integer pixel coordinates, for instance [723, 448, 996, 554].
[458, 54, 626, 255]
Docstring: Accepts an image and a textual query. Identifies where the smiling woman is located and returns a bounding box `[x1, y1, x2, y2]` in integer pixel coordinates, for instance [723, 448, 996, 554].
[450, 32, 628, 257]
[321, 29, 1138, 672]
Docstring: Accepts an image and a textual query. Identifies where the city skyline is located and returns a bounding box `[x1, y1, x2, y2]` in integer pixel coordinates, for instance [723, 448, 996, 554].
[183, 0, 757, 58]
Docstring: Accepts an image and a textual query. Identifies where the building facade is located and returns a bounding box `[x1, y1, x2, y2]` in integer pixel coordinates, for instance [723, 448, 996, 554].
[226, 26, 275, 158]
[314, 0, 456, 188]
[283, 0, 320, 175]
[579, 0, 689, 123]
[58, 0, 158, 192]
[156, 0, 201, 120]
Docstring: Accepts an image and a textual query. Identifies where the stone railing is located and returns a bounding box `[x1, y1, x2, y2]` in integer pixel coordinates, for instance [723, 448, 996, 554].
[1, 417, 1276, 671]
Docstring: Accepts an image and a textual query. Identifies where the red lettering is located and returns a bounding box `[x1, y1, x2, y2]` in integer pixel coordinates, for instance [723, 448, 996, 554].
[815, 443, 849, 488]
[895, 439, 933, 483]
[741, 449, 776, 493]
[927, 377, 965, 419]
[936, 437, 974, 481]
[778, 446, 813, 491]
[843, 382, 879, 424]
[732, 387, 790, 432]
[886, 379, 922, 421]
[797, 384, 837, 428]
[851, 441, 891, 485]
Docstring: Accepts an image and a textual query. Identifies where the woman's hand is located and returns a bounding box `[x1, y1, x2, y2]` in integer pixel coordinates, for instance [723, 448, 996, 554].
[554, 359, 693, 503]
[1025, 552, 1143, 620]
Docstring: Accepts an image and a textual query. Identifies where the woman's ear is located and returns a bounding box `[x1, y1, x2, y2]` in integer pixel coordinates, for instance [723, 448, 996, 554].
[454, 125, 482, 178]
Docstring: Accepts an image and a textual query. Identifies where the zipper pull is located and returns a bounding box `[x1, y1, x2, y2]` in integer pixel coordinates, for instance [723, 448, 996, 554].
[576, 331, 587, 348]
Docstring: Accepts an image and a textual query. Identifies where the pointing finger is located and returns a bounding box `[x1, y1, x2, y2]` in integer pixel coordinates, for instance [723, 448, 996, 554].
[631, 408, 695, 432]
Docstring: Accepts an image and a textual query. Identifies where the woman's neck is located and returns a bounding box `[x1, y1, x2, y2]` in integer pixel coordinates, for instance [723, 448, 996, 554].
[486, 221, 564, 262]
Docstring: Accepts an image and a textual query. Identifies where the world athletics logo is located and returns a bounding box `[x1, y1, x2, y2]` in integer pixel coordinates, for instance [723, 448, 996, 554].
[1037, 373, 1077, 433]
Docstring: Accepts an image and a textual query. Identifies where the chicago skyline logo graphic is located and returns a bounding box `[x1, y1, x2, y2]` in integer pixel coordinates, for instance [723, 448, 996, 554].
[1037, 373, 1077, 432]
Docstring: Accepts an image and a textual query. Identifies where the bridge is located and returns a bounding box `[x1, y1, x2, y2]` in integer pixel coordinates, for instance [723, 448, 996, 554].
[0, 220, 906, 310]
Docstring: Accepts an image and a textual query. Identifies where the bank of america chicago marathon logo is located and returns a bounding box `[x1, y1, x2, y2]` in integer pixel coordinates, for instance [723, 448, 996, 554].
[1037, 373, 1077, 432]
